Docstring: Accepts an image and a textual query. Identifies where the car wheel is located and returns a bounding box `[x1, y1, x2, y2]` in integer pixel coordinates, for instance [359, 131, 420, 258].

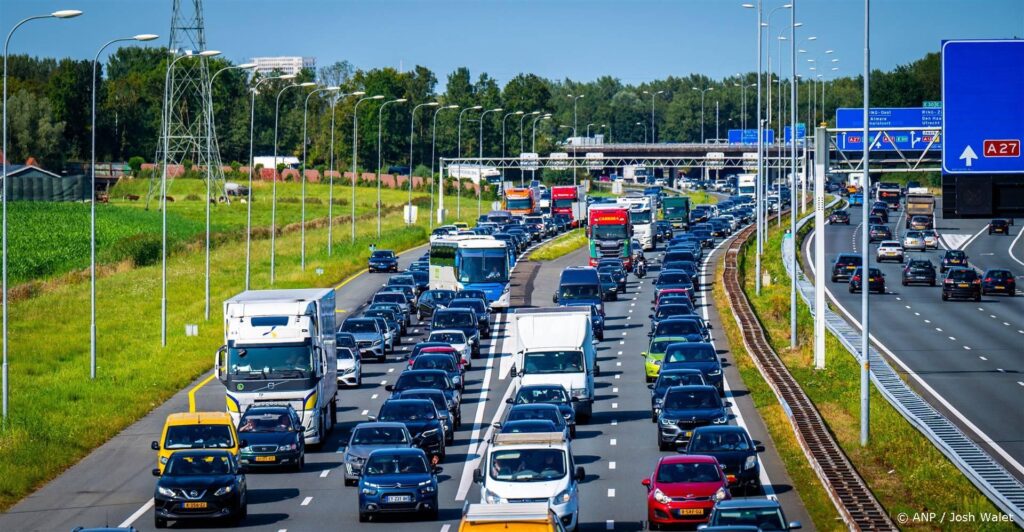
[975, 293, 982, 302]
[658, 439, 670, 452]
[237, 500, 248, 523]
[359, 513, 370, 523]
[902, 280, 908, 286]
[356, 373, 362, 387]
[831, 275, 838, 282]
[849, 286, 855, 293]
[154, 516, 167, 529]
[344, 477, 357, 487]
[942, 292, 949, 301]
[930, 281, 936, 287]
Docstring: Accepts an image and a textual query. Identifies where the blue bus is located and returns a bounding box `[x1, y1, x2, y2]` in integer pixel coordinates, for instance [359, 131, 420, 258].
[429, 236, 512, 310]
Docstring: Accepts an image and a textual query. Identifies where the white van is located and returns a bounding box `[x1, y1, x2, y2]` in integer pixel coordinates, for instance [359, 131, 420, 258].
[473, 432, 585, 531]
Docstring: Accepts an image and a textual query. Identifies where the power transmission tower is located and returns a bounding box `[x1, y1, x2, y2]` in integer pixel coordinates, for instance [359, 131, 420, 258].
[148, 0, 225, 207]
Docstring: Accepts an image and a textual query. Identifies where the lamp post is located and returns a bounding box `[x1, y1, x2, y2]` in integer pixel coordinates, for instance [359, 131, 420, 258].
[531, 114, 551, 181]
[88, 32, 157, 378]
[642, 90, 665, 143]
[408, 101, 439, 224]
[327, 91, 365, 255]
[244, 73, 295, 289]
[352, 95, 385, 242]
[431, 104, 458, 227]
[206, 61, 255, 320]
[519, 111, 540, 185]
[501, 111, 524, 183]
[741, 1, 764, 295]
[270, 80, 316, 285]
[457, 105, 482, 218]
[567, 94, 585, 138]
[478, 107, 502, 217]
[376, 98, 408, 237]
[691, 87, 713, 143]
[734, 79, 756, 131]
[600, 123, 610, 143]
[636, 121, 647, 143]
[300, 85, 340, 269]
[861, 0, 871, 447]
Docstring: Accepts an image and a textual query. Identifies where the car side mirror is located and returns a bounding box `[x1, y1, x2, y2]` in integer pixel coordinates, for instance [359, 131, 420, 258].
[721, 357, 727, 363]
[788, 521, 802, 530]
[509, 366, 518, 378]
[434, 466, 444, 475]
[594, 365, 600, 376]
[367, 415, 377, 422]
[298, 426, 305, 432]
[723, 401, 732, 408]
[648, 314, 654, 319]
[473, 469, 484, 483]
[756, 444, 766, 453]
[570, 396, 579, 402]
[707, 323, 713, 329]
[505, 398, 514, 404]
[552, 294, 558, 303]
[151, 441, 160, 451]
[646, 383, 654, 389]
[641, 351, 647, 357]
[575, 466, 586, 482]
[152, 468, 161, 477]
[239, 439, 249, 449]
[385, 385, 395, 392]
[641, 478, 651, 488]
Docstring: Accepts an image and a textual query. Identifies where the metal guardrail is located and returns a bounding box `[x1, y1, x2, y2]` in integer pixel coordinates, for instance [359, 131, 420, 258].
[786, 206, 1024, 526]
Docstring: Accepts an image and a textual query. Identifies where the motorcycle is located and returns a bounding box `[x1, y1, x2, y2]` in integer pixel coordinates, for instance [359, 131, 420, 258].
[634, 257, 647, 278]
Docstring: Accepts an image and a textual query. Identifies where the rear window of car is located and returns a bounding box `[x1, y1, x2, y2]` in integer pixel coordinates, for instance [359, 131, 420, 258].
[909, 261, 932, 268]
[948, 269, 977, 280]
[836, 255, 862, 266]
[946, 251, 966, 259]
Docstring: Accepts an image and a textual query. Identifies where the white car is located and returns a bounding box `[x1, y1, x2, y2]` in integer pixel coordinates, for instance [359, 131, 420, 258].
[428, 329, 472, 368]
[921, 229, 939, 249]
[902, 231, 926, 251]
[876, 241, 905, 263]
[336, 346, 362, 387]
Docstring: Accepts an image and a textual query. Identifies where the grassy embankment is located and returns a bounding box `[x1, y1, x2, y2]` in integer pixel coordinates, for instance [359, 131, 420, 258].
[0, 180, 474, 511]
[712, 211, 1014, 530]
[528, 229, 587, 261]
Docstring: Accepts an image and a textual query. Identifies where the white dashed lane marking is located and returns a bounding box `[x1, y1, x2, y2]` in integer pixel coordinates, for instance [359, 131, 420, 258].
[607, 488, 616, 497]
[609, 462, 617, 469]
[979, 356, 988, 361]
[301, 496, 313, 506]
[320, 470, 330, 478]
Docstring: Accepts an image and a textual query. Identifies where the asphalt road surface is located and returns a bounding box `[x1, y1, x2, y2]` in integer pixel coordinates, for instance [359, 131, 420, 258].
[1, 222, 812, 531]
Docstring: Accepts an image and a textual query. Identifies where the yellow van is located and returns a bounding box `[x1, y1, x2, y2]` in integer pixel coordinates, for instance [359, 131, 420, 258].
[459, 503, 566, 532]
[151, 412, 242, 472]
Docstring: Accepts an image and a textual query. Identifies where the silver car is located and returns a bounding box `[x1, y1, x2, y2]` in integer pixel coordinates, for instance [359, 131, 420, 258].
[921, 229, 939, 249]
[902, 231, 926, 251]
[342, 422, 415, 485]
[337, 347, 362, 387]
[339, 318, 386, 361]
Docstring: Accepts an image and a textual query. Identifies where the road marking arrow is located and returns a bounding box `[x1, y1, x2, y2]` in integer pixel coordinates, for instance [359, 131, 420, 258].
[960, 144, 978, 167]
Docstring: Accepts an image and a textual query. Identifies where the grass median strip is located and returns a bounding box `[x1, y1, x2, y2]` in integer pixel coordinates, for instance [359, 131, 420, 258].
[529, 228, 586, 261]
[728, 213, 1014, 531]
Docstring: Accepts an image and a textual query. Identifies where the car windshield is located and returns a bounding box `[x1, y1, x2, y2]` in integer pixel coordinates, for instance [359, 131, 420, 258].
[365, 310, 393, 322]
[508, 407, 562, 425]
[837, 256, 862, 266]
[656, 462, 722, 483]
[523, 350, 584, 374]
[429, 331, 466, 344]
[371, 251, 394, 259]
[164, 424, 234, 449]
[337, 348, 355, 360]
[395, 372, 449, 390]
[689, 431, 751, 452]
[164, 454, 232, 476]
[458, 250, 509, 283]
[659, 273, 690, 285]
[378, 402, 436, 421]
[351, 426, 409, 445]
[713, 508, 785, 529]
[630, 209, 653, 224]
[988, 270, 1012, 279]
[341, 320, 377, 333]
[336, 334, 356, 348]
[657, 372, 704, 391]
[649, 339, 683, 354]
[657, 306, 692, 319]
[905, 231, 923, 238]
[374, 293, 406, 304]
[489, 449, 567, 482]
[948, 269, 977, 281]
[658, 320, 700, 335]
[909, 261, 932, 269]
[664, 389, 721, 409]
[364, 453, 428, 475]
[947, 251, 966, 259]
[506, 198, 533, 210]
[228, 343, 313, 378]
[450, 300, 485, 313]
[592, 224, 628, 240]
[560, 284, 599, 299]
[423, 291, 455, 305]
[516, 387, 569, 404]
[434, 312, 475, 328]
[665, 345, 716, 362]
[238, 412, 294, 433]
[414, 356, 456, 371]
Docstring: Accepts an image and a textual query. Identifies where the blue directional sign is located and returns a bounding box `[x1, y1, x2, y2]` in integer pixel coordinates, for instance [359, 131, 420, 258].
[784, 123, 806, 145]
[836, 129, 942, 152]
[835, 107, 942, 129]
[942, 40, 1024, 174]
[727, 129, 775, 145]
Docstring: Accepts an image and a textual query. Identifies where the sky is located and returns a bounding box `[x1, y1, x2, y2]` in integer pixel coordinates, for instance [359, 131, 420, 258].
[5, 0, 1023, 87]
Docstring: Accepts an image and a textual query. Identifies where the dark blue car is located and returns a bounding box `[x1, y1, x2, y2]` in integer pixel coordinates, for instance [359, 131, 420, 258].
[357, 448, 440, 522]
[656, 385, 730, 450]
[661, 342, 723, 394]
[368, 250, 399, 272]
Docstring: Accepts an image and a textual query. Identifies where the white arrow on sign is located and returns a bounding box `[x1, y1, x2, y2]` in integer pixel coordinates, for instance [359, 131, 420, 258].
[960, 145, 978, 167]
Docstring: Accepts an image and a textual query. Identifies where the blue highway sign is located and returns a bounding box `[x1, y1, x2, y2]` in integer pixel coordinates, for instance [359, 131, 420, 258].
[835, 107, 942, 129]
[727, 129, 775, 145]
[784, 123, 806, 145]
[942, 39, 1024, 174]
[837, 130, 941, 152]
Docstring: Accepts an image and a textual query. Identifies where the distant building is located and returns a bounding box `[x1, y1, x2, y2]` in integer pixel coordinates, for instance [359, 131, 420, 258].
[251, 56, 316, 77]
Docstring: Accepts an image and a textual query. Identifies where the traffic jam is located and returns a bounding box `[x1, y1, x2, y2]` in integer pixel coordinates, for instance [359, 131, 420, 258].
[146, 182, 803, 531]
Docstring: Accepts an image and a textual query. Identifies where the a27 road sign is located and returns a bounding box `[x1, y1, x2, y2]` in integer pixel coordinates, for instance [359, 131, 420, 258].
[942, 39, 1024, 174]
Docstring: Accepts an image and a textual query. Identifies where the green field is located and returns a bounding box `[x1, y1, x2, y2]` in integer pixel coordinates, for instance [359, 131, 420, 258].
[528, 228, 586, 261]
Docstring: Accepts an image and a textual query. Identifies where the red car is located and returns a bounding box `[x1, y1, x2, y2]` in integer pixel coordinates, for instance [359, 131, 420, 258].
[642, 454, 731, 528]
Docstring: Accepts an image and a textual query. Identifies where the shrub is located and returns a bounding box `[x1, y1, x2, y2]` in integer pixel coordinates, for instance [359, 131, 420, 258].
[105, 234, 162, 267]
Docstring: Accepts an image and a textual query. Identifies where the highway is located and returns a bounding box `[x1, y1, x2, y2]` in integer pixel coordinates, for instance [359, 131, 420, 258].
[808, 197, 1024, 483]
[0, 222, 812, 531]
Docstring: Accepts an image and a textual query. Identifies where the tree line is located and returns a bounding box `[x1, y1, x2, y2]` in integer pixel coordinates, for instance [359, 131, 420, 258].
[1, 48, 940, 173]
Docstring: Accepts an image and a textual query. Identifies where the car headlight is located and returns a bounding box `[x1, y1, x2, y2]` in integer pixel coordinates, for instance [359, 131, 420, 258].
[660, 417, 677, 426]
[744, 455, 758, 470]
[419, 479, 437, 493]
[653, 397, 664, 406]
[483, 488, 502, 504]
[159, 456, 168, 465]
[361, 487, 378, 495]
[653, 359, 662, 366]
[372, 340, 383, 346]
[714, 487, 728, 501]
[214, 485, 234, 496]
[420, 428, 439, 439]
[551, 488, 572, 505]
[570, 388, 588, 399]
[279, 443, 298, 451]
[713, 414, 728, 424]
[157, 486, 176, 498]
[707, 368, 722, 376]
[653, 488, 672, 505]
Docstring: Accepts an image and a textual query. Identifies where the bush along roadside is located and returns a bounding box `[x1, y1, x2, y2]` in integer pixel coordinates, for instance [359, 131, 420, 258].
[732, 210, 1014, 531]
[528, 228, 587, 261]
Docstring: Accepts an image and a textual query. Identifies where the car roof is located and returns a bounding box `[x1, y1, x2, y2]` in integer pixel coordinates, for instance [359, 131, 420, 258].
[713, 498, 782, 509]
[354, 421, 409, 430]
[166, 449, 234, 458]
[366, 447, 426, 457]
[692, 424, 749, 435]
[510, 403, 561, 411]
[165, 412, 233, 426]
[659, 453, 719, 465]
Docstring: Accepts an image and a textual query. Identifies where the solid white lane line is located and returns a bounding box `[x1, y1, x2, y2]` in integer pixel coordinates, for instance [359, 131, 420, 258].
[118, 498, 154, 528]
[301, 496, 313, 506]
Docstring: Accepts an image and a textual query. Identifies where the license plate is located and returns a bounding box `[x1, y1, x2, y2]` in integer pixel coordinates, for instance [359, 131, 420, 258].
[684, 431, 692, 438]
[847, 266, 856, 269]
[996, 285, 1005, 289]
[680, 508, 703, 515]
[255, 455, 276, 462]
[958, 283, 969, 288]
[386, 495, 412, 503]
[183, 502, 207, 509]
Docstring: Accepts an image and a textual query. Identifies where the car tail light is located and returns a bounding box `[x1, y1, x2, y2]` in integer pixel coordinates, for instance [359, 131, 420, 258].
[985, 277, 992, 283]
[972, 279, 981, 285]
[852, 275, 861, 282]
[944, 279, 953, 284]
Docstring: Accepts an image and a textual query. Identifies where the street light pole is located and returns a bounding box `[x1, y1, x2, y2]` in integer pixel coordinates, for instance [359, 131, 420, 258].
[691, 87, 713, 143]
[635, 122, 647, 143]
[377, 98, 408, 237]
[352, 95, 385, 243]
[327, 91, 365, 255]
[301, 85, 339, 269]
[270, 80, 315, 285]
[501, 111, 524, 183]
[408, 102, 439, 225]
[741, 1, 764, 295]
[245, 73, 295, 289]
[431, 104, 458, 227]
[519, 111, 540, 186]
[479, 107, 503, 217]
[567, 94, 585, 139]
[531, 114, 551, 181]
[89, 32, 157, 378]
[790, 0, 798, 350]
[642, 90, 664, 143]
[457, 105, 482, 218]
[861, 0, 871, 447]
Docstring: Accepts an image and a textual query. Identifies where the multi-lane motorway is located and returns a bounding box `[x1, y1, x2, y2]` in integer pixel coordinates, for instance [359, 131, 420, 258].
[809, 197, 1024, 483]
[1, 217, 812, 531]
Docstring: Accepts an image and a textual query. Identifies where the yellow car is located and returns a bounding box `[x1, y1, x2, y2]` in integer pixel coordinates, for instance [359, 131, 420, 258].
[643, 336, 689, 382]
[151, 412, 242, 473]
[460, 503, 566, 532]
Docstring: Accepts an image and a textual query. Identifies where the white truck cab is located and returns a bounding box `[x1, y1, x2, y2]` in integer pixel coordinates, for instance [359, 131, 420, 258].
[474, 432, 585, 531]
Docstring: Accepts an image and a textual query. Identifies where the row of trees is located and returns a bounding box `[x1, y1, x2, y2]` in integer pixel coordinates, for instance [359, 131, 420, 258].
[1, 48, 940, 172]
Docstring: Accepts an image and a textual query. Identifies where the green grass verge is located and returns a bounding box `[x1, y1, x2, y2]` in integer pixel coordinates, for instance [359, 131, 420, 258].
[0, 189, 474, 511]
[528, 229, 587, 261]
[732, 212, 1015, 531]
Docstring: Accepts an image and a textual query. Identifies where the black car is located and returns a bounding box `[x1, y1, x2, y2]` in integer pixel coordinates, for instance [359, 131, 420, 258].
[989, 219, 1010, 235]
[868, 224, 891, 243]
[405, 269, 430, 293]
[942, 267, 981, 301]
[153, 450, 247, 528]
[648, 368, 706, 422]
[368, 250, 399, 272]
[940, 249, 968, 273]
[828, 210, 851, 225]
[649, 304, 697, 335]
[430, 308, 481, 357]
[371, 399, 446, 461]
[684, 425, 764, 492]
[447, 297, 492, 338]
[371, 291, 412, 323]
[236, 405, 305, 471]
[902, 259, 937, 286]
[386, 369, 462, 426]
[597, 259, 628, 292]
[509, 384, 578, 437]
[656, 385, 730, 450]
[598, 271, 619, 301]
[849, 267, 885, 294]
[391, 388, 457, 443]
[417, 289, 455, 321]
[982, 269, 1016, 296]
[830, 253, 862, 282]
[870, 206, 889, 223]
